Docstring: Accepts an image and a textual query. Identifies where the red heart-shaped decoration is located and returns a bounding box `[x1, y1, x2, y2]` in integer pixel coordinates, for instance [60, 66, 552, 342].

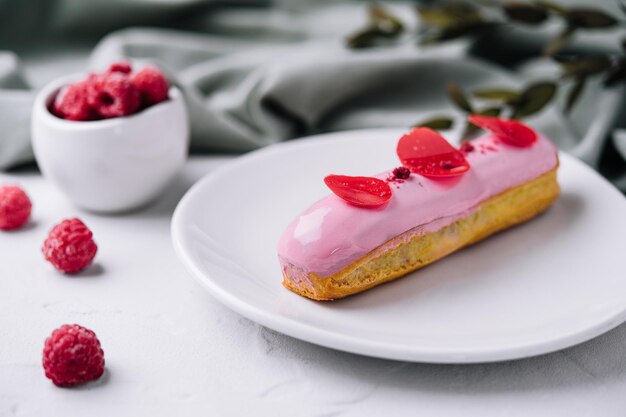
[324, 175, 392, 207]
[396, 128, 470, 178]
[468, 115, 537, 147]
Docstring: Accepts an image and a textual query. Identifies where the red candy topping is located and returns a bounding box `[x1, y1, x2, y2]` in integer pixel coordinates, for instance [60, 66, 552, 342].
[131, 66, 170, 106]
[468, 115, 537, 147]
[0, 185, 32, 230]
[396, 128, 470, 178]
[42, 218, 98, 273]
[324, 175, 392, 207]
[43, 324, 105, 387]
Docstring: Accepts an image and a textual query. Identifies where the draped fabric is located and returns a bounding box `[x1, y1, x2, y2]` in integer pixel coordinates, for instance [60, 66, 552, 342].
[1, 0, 625, 190]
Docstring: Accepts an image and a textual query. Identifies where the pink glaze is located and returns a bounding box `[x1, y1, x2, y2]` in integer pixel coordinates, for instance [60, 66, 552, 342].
[277, 134, 558, 277]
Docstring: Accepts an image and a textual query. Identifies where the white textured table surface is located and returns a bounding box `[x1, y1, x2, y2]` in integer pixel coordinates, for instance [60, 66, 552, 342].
[1, 156, 626, 417]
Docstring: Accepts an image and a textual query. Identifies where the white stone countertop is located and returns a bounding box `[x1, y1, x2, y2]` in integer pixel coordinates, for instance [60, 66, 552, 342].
[1, 156, 626, 417]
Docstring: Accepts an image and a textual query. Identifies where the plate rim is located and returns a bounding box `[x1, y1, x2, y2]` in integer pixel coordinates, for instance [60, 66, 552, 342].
[172, 128, 626, 363]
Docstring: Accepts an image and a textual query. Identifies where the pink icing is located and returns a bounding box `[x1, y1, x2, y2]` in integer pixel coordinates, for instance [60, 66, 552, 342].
[277, 134, 558, 277]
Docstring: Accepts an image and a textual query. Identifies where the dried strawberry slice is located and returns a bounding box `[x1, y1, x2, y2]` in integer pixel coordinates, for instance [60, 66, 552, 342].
[324, 175, 392, 207]
[468, 115, 537, 147]
[396, 128, 470, 178]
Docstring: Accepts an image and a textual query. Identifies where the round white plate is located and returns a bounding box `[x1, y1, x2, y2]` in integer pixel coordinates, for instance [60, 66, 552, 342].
[172, 129, 626, 363]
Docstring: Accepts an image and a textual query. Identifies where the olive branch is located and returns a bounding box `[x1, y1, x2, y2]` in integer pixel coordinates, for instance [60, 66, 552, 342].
[346, 1, 626, 138]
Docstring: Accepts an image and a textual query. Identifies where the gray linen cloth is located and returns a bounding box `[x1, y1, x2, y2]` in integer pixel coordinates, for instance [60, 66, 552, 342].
[1, 1, 625, 190]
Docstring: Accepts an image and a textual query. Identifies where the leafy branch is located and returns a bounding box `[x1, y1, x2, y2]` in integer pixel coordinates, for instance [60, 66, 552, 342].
[346, 2, 625, 130]
[555, 47, 626, 113]
[416, 81, 557, 139]
[346, 4, 405, 49]
[417, 2, 496, 44]
[415, 1, 621, 56]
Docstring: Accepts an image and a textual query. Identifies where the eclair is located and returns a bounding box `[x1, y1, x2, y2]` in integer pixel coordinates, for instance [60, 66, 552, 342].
[277, 116, 559, 300]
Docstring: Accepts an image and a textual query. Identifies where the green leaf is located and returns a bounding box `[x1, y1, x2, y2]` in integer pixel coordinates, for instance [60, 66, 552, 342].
[417, 2, 483, 29]
[550, 53, 573, 63]
[543, 26, 576, 56]
[446, 82, 474, 113]
[461, 120, 482, 140]
[441, 3, 482, 20]
[566, 8, 618, 29]
[417, 2, 493, 44]
[417, 6, 457, 28]
[534, 0, 567, 15]
[369, 4, 404, 33]
[346, 27, 384, 48]
[503, 2, 548, 24]
[421, 21, 494, 44]
[560, 55, 612, 78]
[414, 116, 454, 130]
[472, 87, 520, 103]
[345, 4, 404, 49]
[478, 106, 503, 117]
[511, 81, 557, 119]
[565, 77, 586, 114]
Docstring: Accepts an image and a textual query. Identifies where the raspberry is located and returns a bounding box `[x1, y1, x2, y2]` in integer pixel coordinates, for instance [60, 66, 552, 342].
[107, 61, 132, 74]
[0, 185, 32, 230]
[392, 166, 411, 180]
[88, 73, 140, 119]
[460, 141, 475, 154]
[53, 82, 95, 121]
[42, 218, 97, 273]
[131, 67, 169, 106]
[43, 324, 105, 387]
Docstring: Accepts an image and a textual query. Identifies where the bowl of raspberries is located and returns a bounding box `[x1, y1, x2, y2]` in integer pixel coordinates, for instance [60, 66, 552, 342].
[32, 62, 189, 213]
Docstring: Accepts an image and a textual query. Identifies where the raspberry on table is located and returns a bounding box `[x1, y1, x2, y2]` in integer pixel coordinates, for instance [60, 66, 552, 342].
[88, 73, 140, 119]
[53, 82, 95, 121]
[43, 324, 105, 387]
[0, 185, 32, 231]
[131, 66, 170, 106]
[42, 218, 98, 273]
[107, 61, 132, 74]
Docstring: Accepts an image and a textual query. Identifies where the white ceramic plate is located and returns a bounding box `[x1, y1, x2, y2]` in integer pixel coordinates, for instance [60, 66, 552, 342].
[172, 129, 626, 363]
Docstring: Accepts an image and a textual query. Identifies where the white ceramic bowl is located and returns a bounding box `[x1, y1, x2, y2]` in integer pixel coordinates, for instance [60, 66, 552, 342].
[32, 74, 189, 213]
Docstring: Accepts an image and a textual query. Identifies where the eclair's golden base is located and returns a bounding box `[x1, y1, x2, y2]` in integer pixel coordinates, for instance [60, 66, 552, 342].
[282, 168, 560, 300]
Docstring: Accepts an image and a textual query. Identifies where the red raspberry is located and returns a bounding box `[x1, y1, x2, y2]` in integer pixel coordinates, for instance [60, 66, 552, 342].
[392, 166, 411, 180]
[42, 218, 97, 273]
[43, 324, 105, 387]
[85, 73, 103, 107]
[107, 61, 132, 74]
[131, 66, 169, 106]
[460, 141, 475, 154]
[88, 73, 140, 118]
[53, 82, 95, 121]
[0, 185, 32, 230]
